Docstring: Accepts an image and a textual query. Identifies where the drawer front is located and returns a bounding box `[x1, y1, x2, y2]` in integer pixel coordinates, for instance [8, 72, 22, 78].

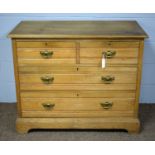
[21, 98, 134, 111]
[80, 41, 139, 65]
[20, 83, 136, 91]
[21, 98, 135, 117]
[19, 66, 137, 74]
[17, 48, 76, 59]
[80, 48, 138, 58]
[80, 48, 138, 65]
[17, 41, 76, 65]
[19, 72, 137, 84]
[21, 90, 136, 98]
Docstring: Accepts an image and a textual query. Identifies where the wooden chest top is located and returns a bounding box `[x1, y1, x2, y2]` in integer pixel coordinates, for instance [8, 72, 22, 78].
[8, 21, 148, 39]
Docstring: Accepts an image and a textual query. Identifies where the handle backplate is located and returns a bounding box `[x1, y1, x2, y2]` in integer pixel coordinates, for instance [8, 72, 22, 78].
[101, 75, 115, 84]
[41, 76, 54, 84]
[100, 102, 113, 110]
[42, 103, 55, 110]
[102, 51, 116, 59]
[40, 51, 53, 58]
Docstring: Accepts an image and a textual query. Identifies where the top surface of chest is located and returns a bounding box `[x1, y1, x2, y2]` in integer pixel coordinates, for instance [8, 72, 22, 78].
[8, 21, 148, 39]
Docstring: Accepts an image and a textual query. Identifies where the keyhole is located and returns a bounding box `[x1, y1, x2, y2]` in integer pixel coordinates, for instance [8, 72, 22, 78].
[77, 67, 79, 71]
[77, 93, 79, 97]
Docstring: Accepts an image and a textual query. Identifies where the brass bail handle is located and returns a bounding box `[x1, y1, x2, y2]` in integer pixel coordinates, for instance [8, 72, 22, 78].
[42, 103, 55, 110]
[101, 75, 115, 84]
[102, 51, 116, 59]
[40, 50, 53, 58]
[100, 102, 113, 110]
[41, 76, 54, 84]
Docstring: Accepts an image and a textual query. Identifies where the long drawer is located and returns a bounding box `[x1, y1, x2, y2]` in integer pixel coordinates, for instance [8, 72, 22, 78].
[21, 98, 135, 117]
[21, 90, 136, 98]
[19, 66, 137, 74]
[21, 98, 134, 111]
[20, 84, 136, 91]
[19, 72, 137, 84]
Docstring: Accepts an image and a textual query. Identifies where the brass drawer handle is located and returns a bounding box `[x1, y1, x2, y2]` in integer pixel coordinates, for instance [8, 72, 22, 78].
[41, 76, 54, 84]
[102, 51, 116, 58]
[42, 103, 55, 110]
[101, 75, 115, 84]
[100, 102, 113, 110]
[40, 50, 53, 58]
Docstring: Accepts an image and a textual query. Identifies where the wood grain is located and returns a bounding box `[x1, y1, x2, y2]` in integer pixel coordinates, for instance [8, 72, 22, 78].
[135, 41, 144, 116]
[12, 40, 22, 117]
[19, 72, 137, 84]
[80, 58, 138, 65]
[21, 90, 136, 98]
[18, 58, 76, 65]
[21, 97, 135, 111]
[20, 83, 136, 91]
[80, 48, 138, 58]
[16, 41, 76, 48]
[80, 41, 140, 48]
[8, 21, 148, 39]
[19, 66, 137, 74]
[22, 111, 134, 118]
[16, 117, 140, 134]
[17, 48, 76, 58]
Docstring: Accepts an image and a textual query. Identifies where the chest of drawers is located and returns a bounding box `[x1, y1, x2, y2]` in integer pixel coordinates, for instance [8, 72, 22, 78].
[9, 21, 148, 133]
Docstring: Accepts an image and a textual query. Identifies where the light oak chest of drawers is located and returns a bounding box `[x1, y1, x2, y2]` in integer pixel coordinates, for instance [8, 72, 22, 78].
[9, 21, 148, 133]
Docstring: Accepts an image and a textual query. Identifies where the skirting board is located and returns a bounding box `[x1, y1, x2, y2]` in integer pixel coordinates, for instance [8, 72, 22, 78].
[16, 117, 140, 134]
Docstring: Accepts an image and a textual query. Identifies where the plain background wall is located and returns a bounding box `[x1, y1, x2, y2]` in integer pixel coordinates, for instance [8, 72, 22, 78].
[0, 13, 155, 103]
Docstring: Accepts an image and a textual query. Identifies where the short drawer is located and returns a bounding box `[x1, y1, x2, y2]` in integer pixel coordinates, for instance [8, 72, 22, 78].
[80, 48, 138, 65]
[21, 98, 135, 117]
[80, 48, 138, 58]
[17, 41, 76, 65]
[80, 41, 139, 66]
[17, 48, 76, 59]
[19, 72, 137, 84]
[17, 49, 76, 65]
